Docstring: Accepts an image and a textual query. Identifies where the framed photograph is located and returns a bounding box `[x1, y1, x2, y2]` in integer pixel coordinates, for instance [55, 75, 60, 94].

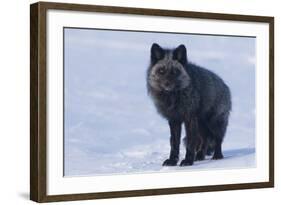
[30, 1, 274, 202]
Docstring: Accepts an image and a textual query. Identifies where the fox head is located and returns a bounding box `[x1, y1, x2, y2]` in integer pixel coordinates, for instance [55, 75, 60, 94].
[147, 43, 191, 92]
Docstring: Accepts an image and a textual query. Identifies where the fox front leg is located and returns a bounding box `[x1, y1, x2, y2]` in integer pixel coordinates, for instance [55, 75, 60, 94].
[163, 120, 182, 166]
[180, 118, 199, 166]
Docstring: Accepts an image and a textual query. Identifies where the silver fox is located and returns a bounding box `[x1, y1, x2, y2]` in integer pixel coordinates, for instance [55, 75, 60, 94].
[147, 43, 231, 166]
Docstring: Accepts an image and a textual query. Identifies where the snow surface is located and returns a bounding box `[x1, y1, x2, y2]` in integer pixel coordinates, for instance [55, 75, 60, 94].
[64, 28, 256, 176]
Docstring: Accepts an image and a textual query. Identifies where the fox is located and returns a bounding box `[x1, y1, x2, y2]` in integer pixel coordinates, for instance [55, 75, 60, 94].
[146, 43, 231, 166]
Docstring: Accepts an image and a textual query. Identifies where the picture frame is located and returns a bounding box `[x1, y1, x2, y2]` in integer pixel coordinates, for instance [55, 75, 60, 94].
[30, 1, 274, 203]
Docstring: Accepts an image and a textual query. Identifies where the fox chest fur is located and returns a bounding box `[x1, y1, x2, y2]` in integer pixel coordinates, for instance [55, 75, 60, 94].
[149, 87, 199, 121]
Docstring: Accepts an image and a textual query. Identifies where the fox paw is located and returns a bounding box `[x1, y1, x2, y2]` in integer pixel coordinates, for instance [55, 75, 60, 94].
[162, 158, 178, 166]
[195, 152, 205, 161]
[212, 153, 224, 160]
[180, 159, 194, 166]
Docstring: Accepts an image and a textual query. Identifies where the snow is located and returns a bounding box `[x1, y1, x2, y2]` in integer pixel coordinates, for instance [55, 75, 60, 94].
[64, 28, 256, 176]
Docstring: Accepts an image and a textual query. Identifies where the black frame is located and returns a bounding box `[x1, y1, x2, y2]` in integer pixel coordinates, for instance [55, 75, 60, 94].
[30, 1, 274, 202]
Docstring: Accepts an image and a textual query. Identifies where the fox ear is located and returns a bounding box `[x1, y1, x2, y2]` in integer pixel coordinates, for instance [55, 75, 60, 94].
[173, 44, 187, 65]
[151, 43, 164, 63]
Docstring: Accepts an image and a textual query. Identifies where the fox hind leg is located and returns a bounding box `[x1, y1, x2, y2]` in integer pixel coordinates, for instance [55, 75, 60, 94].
[195, 120, 211, 161]
[205, 114, 229, 160]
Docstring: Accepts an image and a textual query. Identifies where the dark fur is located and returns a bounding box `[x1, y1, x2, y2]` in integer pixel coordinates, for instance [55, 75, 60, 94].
[147, 43, 231, 166]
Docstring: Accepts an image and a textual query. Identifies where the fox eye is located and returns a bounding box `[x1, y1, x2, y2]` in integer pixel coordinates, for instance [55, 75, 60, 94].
[157, 67, 166, 75]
